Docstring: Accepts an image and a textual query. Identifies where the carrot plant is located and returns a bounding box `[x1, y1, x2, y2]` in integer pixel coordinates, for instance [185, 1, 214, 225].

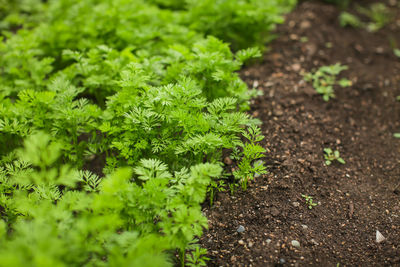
[304, 63, 352, 101]
[339, 3, 393, 32]
[233, 126, 267, 190]
[301, 194, 318, 209]
[0, 0, 296, 265]
[324, 148, 346, 165]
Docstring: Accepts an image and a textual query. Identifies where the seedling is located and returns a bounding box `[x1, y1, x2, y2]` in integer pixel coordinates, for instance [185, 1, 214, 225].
[301, 194, 318, 209]
[340, 3, 392, 32]
[229, 183, 239, 195]
[233, 126, 267, 191]
[324, 148, 346, 165]
[186, 246, 209, 267]
[356, 3, 392, 32]
[304, 63, 351, 101]
[300, 36, 309, 43]
[394, 49, 400, 58]
[325, 42, 333, 49]
[339, 12, 363, 28]
[207, 180, 226, 206]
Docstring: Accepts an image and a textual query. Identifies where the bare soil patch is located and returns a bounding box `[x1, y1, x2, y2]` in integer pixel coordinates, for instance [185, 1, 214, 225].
[201, 1, 400, 266]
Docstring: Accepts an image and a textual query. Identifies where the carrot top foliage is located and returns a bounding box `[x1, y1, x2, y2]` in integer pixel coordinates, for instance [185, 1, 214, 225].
[0, 0, 295, 266]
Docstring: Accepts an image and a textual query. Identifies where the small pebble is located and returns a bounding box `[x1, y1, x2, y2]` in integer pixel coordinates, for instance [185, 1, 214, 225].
[376, 47, 384, 54]
[237, 225, 245, 233]
[300, 20, 311, 29]
[301, 224, 308, 229]
[248, 241, 254, 248]
[310, 239, 319, 246]
[291, 240, 301, 248]
[253, 80, 259, 88]
[291, 63, 301, 72]
[266, 239, 272, 245]
[292, 201, 300, 207]
[238, 240, 245, 245]
[376, 230, 386, 243]
[280, 258, 286, 264]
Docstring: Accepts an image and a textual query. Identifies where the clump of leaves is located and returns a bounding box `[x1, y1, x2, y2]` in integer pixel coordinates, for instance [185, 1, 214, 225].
[339, 12, 363, 28]
[0, 132, 223, 266]
[0, 0, 293, 264]
[207, 179, 226, 206]
[304, 63, 352, 101]
[301, 194, 318, 209]
[233, 126, 267, 190]
[324, 148, 346, 165]
[356, 3, 393, 32]
[339, 3, 393, 32]
[186, 245, 209, 267]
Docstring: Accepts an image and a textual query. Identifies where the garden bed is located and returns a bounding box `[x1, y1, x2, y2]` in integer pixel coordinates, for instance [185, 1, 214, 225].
[201, 1, 400, 266]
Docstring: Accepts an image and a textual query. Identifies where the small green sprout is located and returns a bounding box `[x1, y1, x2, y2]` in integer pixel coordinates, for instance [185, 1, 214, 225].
[339, 12, 363, 28]
[207, 180, 226, 206]
[233, 126, 267, 191]
[324, 148, 346, 165]
[340, 4, 392, 32]
[325, 42, 333, 49]
[304, 63, 352, 101]
[301, 194, 318, 209]
[186, 246, 209, 267]
[394, 49, 400, 58]
[357, 3, 393, 32]
[300, 36, 308, 43]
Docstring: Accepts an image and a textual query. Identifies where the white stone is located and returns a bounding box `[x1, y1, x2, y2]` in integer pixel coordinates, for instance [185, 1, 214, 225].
[291, 240, 301, 248]
[376, 230, 386, 243]
[237, 225, 245, 233]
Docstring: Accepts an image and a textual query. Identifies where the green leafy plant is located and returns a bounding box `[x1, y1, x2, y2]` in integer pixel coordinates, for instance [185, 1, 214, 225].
[356, 3, 393, 32]
[207, 180, 226, 206]
[233, 125, 267, 190]
[301, 194, 318, 209]
[338, 3, 392, 32]
[0, 133, 224, 266]
[229, 183, 239, 195]
[339, 12, 363, 28]
[186, 245, 210, 267]
[324, 148, 346, 165]
[0, 0, 295, 264]
[394, 49, 400, 58]
[304, 63, 352, 101]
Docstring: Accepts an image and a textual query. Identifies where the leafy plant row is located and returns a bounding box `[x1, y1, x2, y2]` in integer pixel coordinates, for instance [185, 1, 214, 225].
[0, 0, 295, 266]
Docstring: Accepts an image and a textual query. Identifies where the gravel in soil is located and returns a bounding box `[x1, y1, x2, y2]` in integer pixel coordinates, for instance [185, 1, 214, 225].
[201, 1, 400, 266]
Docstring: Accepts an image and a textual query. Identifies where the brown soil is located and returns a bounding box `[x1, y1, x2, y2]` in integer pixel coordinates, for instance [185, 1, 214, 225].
[201, 1, 400, 266]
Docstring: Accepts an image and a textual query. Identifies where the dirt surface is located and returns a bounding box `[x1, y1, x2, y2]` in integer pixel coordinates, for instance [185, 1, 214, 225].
[201, 1, 400, 266]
